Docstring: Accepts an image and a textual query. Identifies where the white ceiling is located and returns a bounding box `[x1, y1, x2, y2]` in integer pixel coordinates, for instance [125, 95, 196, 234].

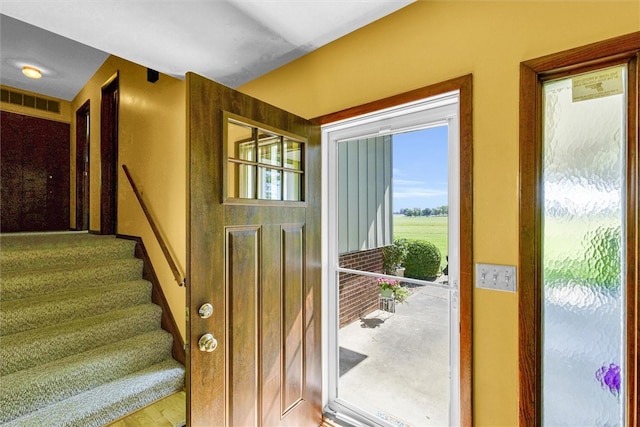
[0, 0, 414, 101]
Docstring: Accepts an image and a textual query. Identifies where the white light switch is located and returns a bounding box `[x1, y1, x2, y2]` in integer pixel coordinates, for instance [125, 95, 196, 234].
[475, 263, 517, 292]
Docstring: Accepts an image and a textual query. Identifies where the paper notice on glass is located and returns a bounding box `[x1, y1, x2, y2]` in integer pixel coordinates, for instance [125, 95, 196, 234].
[572, 66, 624, 102]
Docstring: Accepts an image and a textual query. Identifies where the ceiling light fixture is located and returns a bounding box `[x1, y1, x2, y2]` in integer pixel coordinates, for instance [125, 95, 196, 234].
[22, 65, 42, 79]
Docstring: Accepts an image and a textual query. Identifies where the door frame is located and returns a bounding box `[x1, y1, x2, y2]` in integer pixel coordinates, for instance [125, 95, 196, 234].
[314, 74, 473, 426]
[518, 32, 639, 426]
[100, 75, 119, 235]
[75, 100, 90, 231]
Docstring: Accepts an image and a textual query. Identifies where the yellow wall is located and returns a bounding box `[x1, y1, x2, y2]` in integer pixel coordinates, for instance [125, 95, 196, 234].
[71, 55, 186, 339]
[239, 2, 640, 425]
[1, 85, 71, 123]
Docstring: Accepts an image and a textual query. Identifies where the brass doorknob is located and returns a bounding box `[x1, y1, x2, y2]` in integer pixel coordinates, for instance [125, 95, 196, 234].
[198, 333, 218, 352]
[198, 303, 213, 319]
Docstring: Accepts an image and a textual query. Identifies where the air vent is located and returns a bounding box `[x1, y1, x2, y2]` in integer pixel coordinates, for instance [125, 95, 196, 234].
[0, 88, 60, 113]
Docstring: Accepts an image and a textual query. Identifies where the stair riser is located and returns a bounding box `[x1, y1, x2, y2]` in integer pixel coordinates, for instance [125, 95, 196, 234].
[0, 259, 144, 302]
[0, 331, 174, 423]
[0, 281, 152, 336]
[1, 304, 162, 376]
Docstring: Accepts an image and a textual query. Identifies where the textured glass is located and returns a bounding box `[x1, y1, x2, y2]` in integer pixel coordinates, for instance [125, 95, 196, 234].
[542, 66, 626, 426]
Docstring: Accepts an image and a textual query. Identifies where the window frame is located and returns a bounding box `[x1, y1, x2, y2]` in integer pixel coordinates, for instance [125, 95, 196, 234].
[223, 111, 307, 205]
[518, 32, 640, 427]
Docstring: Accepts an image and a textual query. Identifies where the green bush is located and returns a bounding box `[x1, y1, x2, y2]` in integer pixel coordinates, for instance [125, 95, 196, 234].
[545, 226, 621, 289]
[381, 238, 408, 274]
[403, 240, 441, 281]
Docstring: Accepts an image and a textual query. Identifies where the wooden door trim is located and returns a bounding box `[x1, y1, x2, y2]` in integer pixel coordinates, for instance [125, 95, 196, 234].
[313, 73, 474, 427]
[75, 100, 90, 231]
[100, 75, 119, 235]
[519, 32, 640, 427]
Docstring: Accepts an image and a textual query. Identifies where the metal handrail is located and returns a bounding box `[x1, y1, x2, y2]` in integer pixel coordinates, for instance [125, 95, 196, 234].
[336, 266, 451, 290]
[122, 164, 185, 286]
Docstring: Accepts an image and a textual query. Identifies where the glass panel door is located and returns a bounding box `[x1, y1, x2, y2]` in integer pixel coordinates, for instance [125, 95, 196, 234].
[541, 65, 627, 425]
[336, 127, 451, 426]
[323, 92, 461, 426]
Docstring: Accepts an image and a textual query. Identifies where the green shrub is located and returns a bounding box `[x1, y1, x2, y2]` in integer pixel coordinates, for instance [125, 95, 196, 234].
[545, 226, 621, 289]
[403, 240, 441, 281]
[381, 238, 408, 274]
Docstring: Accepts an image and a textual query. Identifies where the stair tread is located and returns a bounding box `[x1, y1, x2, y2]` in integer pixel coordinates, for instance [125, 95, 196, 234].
[0, 233, 184, 426]
[3, 358, 185, 427]
[1, 303, 162, 375]
[0, 280, 152, 336]
[1, 256, 143, 280]
[0, 233, 126, 251]
[0, 329, 174, 423]
[0, 258, 144, 301]
[0, 234, 136, 272]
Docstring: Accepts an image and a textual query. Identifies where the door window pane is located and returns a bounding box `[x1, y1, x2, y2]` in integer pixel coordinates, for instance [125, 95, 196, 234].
[542, 65, 626, 426]
[284, 139, 302, 170]
[258, 167, 281, 200]
[225, 115, 305, 202]
[228, 121, 254, 161]
[283, 171, 301, 201]
[228, 163, 255, 199]
[258, 132, 281, 167]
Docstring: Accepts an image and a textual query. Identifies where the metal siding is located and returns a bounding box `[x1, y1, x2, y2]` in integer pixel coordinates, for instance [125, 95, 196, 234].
[338, 136, 392, 254]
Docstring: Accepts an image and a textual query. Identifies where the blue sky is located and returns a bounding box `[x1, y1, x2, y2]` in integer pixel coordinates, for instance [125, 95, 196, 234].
[392, 126, 448, 211]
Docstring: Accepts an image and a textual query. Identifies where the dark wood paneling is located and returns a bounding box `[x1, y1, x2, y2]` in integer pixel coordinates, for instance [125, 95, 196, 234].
[519, 32, 640, 427]
[0, 111, 70, 232]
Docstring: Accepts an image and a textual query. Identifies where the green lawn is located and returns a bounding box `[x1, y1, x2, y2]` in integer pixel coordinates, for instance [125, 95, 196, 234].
[393, 214, 448, 259]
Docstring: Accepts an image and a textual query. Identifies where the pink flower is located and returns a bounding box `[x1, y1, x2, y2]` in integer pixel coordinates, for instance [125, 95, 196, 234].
[377, 277, 400, 291]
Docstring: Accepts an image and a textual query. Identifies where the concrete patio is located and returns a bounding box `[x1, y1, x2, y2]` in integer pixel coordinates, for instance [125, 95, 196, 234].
[338, 285, 451, 427]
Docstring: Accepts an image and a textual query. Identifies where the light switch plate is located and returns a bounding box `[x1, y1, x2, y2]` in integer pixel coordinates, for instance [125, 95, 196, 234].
[475, 263, 517, 292]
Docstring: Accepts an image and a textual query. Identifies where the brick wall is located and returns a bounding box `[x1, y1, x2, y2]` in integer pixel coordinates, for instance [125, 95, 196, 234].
[338, 248, 383, 328]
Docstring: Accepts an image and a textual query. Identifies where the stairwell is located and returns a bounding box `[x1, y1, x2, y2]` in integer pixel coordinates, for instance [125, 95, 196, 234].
[0, 232, 185, 426]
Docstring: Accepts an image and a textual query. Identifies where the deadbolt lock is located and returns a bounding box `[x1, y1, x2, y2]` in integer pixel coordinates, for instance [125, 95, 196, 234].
[198, 303, 213, 319]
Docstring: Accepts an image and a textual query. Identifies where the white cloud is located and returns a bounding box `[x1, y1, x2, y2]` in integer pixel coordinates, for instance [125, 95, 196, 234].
[394, 188, 448, 198]
[394, 178, 426, 186]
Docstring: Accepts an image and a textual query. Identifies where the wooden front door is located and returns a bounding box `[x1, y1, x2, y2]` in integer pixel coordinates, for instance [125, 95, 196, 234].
[0, 111, 70, 232]
[187, 74, 322, 427]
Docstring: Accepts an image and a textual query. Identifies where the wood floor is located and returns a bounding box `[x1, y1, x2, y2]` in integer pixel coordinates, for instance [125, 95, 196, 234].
[106, 391, 345, 427]
[107, 391, 186, 427]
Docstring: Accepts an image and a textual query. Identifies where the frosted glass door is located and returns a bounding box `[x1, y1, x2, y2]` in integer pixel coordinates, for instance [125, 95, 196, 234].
[541, 65, 627, 426]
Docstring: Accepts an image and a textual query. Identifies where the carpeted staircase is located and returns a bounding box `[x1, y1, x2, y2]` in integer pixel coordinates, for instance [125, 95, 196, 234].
[0, 232, 185, 426]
